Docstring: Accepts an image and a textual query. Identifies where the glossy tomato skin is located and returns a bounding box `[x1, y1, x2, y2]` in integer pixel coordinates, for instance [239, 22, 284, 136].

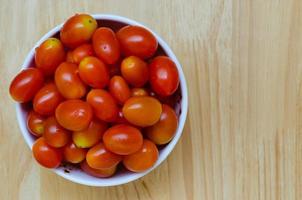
[72, 43, 95, 64]
[149, 56, 179, 96]
[92, 27, 120, 64]
[121, 56, 148, 87]
[55, 62, 86, 99]
[78, 56, 109, 88]
[123, 139, 158, 172]
[9, 68, 44, 103]
[116, 26, 158, 59]
[27, 111, 45, 137]
[44, 116, 70, 148]
[32, 137, 62, 168]
[63, 142, 87, 163]
[109, 76, 131, 105]
[86, 143, 122, 169]
[103, 124, 143, 155]
[122, 96, 162, 127]
[33, 83, 63, 116]
[35, 38, 65, 75]
[86, 89, 118, 122]
[114, 109, 128, 124]
[73, 119, 108, 148]
[81, 160, 117, 178]
[131, 88, 149, 97]
[60, 14, 97, 48]
[55, 99, 93, 131]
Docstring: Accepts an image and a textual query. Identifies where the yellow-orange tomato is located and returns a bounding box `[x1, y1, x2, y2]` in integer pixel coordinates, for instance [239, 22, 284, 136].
[81, 160, 116, 178]
[131, 88, 148, 97]
[73, 119, 108, 148]
[27, 111, 45, 137]
[121, 56, 148, 87]
[145, 104, 178, 144]
[123, 139, 158, 172]
[72, 43, 95, 64]
[60, 14, 97, 48]
[55, 62, 86, 99]
[44, 117, 70, 148]
[109, 76, 131, 105]
[63, 142, 87, 163]
[122, 96, 162, 127]
[35, 38, 65, 76]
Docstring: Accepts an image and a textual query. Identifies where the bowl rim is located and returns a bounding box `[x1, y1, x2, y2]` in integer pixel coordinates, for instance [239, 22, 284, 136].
[16, 14, 188, 187]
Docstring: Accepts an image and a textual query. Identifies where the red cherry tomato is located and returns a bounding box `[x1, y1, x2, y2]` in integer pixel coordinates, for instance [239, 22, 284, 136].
[116, 25, 158, 59]
[72, 43, 95, 64]
[35, 38, 65, 75]
[86, 143, 122, 169]
[122, 96, 162, 127]
[109, 76, 131, 105]
[63, 142, 87, 163]
[149, 56, 179, 96]
[114, 109, 128, 124]
[55, 62, 86, 99]
[60, 14, 97, 48]
[92, 27, 120, 64]
[55, 99, 93, 131]
[131, 88, 148, 97]
[27, 111, 45, 137]
[78, 56, 109, 88]
[108, 64, 121, 77]
[66, 51, 75, 63]
[81, 160, 116, 178]
[86, 89, 118, 122]
[121, 56, 148, 87]
[44, 116, 70, 148]
[103, 124, 143, 155]
[32, 137, 62, 168]
[123, 139, 158, 172]
[9, 68, 44, 103]
[33, 82, 63, 116]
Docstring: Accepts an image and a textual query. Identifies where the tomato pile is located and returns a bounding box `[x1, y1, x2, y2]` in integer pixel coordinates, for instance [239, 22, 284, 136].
[9, 14, 180, 178]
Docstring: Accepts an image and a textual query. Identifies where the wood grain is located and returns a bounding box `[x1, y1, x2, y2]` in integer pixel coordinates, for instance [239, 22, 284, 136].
[1, 0, 302, 199]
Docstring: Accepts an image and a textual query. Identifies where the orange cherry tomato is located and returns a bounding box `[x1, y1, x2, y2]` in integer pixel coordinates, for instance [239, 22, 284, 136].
[116, 25, 158, 59]
[92, 27, 120, 64]
[78, 56, 109, 88]
[35, 38, 65, 75]
[122, 96, 162, 127]
[131, 88, 148, 97]
[81, 160, 116, 178]
[86, 143, 122, 169]
[121, 56, 148, 87]
[44, 116, 70, 148]
[63, 142, 87, 163]
[55, 99, 93, 131]
[72, 43, 95, 64]
[145, 104, 178, 144]
[60, 14, 97, 48]
[73, 119, 108, 148]
[86, 89, 118, 122]
[32, 137, 62, 168]
[9, 68, 44, 103]
[33, 82, 63, 116]
[109, 76, 131, 105]
[149, 56, 179, 96]
[55, 62, 86, 99]
[103, 124, 143, 155]
[27, 111, 45, 137]
[66, 51, 75, 63]
[123, 139, 158, 172]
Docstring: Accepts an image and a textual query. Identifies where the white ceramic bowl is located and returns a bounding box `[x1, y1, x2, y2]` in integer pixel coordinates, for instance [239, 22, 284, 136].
[16, 14, 188, 186]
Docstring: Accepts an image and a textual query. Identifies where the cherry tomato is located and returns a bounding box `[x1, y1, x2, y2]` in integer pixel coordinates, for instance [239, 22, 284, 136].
[63, 142, 87, 163]
[9, 68, 44, 103]
[27, 111, 45, 137]
[86, 89, 118, 122]
[103, 124, 143, 155]
[78, 56, 109, 88]
[72, 43, 95, 64]
[92, 27, 120, 64]
[55, 99, 93, 131]
[73, 119, 108, 148]
[149, 56, 179, 96]
[55, 62, 86, 99]
[109, 76, 131, 105]
[81, 160, 116, 178]
[131, 88, 148, 97]
[33, 83, 63, 116]
[114, 109, 128, 124]
[122, 96, 162, 127]
[123, 139, 158, 172]
[60, 14, 97, 48]
[86, 143, 122, 169]
[35, 38, 65, 75]
[66, 51, 75, 63]
[121, 56, 148, 87]
[116, 25, 158, 59]
[32, 137, 62, 168]
[44, 116, 70, 148]
[108, 64, 121, 77]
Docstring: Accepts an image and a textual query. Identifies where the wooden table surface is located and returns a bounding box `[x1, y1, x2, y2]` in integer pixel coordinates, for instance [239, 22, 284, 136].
[1, 0, 302, 199]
